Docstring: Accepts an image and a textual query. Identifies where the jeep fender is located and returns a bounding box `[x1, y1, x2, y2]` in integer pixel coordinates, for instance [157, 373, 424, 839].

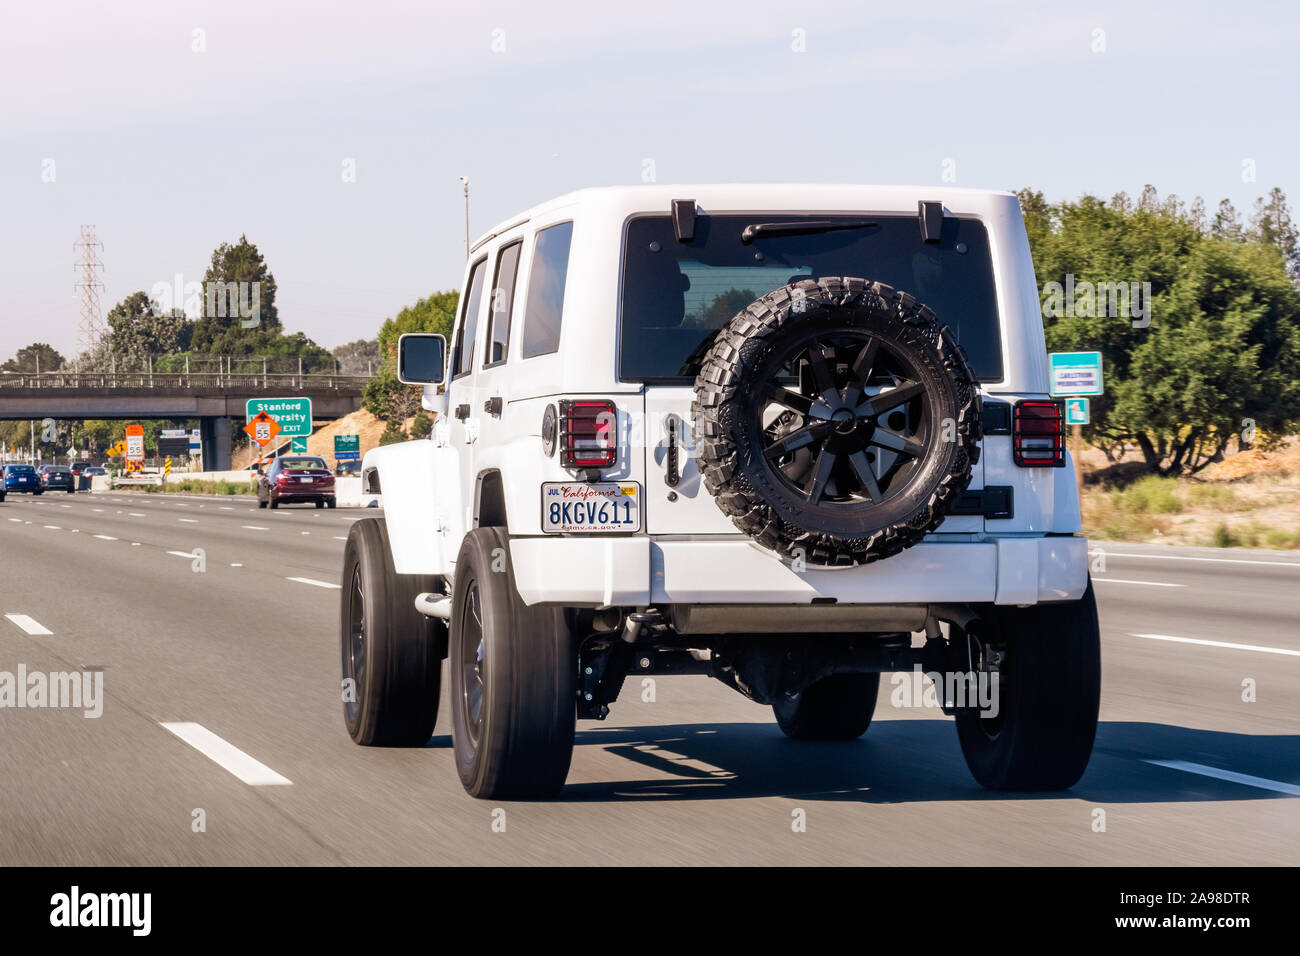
[361, 439, 462, 576]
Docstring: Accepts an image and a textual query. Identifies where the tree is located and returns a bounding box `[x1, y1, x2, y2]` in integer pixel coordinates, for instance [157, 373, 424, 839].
[1211, 199, 1242, 240]
[1249, 187, 1300, 281]
[106, 291, 192, 364]
[2, 342, 65, 373]
[189, 235, 282, 354]
[378, 420, 407, 445]
[409, 410, 433, 439]
[333, 338, 379, 375]
[364, 292, 459, 421]
[1024, 186, 1300, 474]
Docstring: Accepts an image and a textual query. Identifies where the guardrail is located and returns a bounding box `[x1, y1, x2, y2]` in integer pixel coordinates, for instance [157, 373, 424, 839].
[0, 372, 371, 390]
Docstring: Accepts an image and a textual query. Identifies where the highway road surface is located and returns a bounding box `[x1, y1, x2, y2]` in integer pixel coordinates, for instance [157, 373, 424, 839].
[1, 491, 1296, 865]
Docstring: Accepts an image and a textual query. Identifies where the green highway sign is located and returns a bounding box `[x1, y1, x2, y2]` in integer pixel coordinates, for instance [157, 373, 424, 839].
[246, 397, 313, 437]
[1065, 397, 1090, 426]
[291, 437, 309, 453]
[334, 434, 360, 461]
[1049, 351, 1104, 397]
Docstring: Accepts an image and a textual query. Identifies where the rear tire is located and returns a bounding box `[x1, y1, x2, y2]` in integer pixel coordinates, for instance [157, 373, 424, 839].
[340, 516, 442, 746]
[774, 672, 880, 740]
[315, 500, 325, 509]
[258, 499, 268, 509]
[449, 527, 576, 798]
[270, 498, 279, 509]
[327, 498, 337, 509]
[954, 580, 1101, 790]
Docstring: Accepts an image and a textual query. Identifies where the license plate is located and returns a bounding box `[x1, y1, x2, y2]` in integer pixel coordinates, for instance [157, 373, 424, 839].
[542, 482, 641, 533]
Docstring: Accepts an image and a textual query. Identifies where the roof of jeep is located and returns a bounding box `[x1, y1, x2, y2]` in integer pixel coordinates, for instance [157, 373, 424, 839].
[471, 184, 1020, 251]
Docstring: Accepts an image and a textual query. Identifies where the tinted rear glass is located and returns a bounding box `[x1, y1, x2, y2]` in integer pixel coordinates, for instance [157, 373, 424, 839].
[9, 466, 35, 474]
[281, 458, 327, 471]
[521, 221, 574, 358]
[619, 214, 1002, 382]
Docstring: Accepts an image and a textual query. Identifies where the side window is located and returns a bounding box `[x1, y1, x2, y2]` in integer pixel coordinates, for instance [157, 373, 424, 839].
[484, 240, 522, 367]
[521, 221, 573, 358]
[454, 257, 488, 378]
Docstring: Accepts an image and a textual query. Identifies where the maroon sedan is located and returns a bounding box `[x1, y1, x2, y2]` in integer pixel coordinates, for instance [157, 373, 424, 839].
[257, 456, 336, 509]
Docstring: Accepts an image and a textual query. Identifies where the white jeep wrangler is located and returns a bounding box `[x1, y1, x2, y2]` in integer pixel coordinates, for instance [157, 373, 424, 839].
[341, 185, 1100, 799]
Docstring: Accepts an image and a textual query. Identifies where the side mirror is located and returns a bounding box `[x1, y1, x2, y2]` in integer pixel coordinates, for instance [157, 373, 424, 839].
[398, 333, 447, 386]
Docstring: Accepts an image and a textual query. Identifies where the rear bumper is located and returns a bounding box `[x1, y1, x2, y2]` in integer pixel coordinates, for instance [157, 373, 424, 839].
[508, 535, 1089, 608]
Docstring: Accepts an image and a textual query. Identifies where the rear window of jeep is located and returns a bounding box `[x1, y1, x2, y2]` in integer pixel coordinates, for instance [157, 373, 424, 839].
[619, 214, 1003, 382]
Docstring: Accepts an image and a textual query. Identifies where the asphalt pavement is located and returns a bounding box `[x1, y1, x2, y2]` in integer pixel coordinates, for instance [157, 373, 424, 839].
[1, 490, 1296, 865]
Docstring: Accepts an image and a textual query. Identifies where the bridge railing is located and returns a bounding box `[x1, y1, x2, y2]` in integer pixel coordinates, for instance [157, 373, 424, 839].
[0, 371, 372, 390]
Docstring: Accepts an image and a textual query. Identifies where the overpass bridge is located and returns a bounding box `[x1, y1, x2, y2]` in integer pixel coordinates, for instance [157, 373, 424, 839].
[0, 371, 369, 470]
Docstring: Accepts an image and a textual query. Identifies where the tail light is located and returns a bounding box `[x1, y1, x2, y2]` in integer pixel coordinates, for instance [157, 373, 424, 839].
[559, 399, 618, 469]
[1013, 400, 1065, 467]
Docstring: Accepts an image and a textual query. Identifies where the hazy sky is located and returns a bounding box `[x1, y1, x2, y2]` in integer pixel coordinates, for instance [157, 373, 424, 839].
[1, 0, 1295, 360]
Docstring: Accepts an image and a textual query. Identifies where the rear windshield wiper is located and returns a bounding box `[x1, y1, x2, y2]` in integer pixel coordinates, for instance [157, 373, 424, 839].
[740, 218, 877, 245]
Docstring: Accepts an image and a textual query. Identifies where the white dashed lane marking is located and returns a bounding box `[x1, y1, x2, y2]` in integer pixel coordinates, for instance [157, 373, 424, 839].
[5, 614, 53, 636]
[1106, 551, 1300, 569]
[287, 577, 341, 589]
[1132, 633, 1300, 657]
[1093, 578, 1184, 588]
[93, 534, 117, 541]
[159, 722, 292, 786]
[1143, 760, 1300, 796]
[242, 525, 268, 531]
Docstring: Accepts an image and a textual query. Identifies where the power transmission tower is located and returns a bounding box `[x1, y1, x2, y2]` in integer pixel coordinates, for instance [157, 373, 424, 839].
[73, 225, 105, 365]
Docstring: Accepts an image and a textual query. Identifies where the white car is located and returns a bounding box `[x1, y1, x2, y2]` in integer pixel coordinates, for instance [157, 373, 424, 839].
[343, 185, 1099, 799]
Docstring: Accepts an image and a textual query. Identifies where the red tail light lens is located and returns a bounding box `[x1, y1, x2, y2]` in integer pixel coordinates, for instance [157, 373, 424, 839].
[1013, 400, 1065, 467]
[559, 399, 618, 469]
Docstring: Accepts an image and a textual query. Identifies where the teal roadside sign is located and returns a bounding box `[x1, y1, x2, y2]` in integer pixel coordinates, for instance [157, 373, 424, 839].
[290, 437, 309, 453]
[334, 434, 361, 461]
[1065, 397, 1090, 426]
[1048, 352, 1103, 397]
[246, 397, 313, 437]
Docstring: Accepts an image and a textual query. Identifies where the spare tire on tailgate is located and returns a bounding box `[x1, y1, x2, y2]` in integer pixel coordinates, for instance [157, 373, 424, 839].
[691, 277, 981, 567]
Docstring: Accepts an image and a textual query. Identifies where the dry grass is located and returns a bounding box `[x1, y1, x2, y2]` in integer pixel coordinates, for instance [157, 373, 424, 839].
[1079, 437, 1300, 548]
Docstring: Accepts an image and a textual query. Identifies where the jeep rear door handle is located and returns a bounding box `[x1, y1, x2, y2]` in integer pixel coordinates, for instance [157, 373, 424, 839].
[454, 404, 471, 421]
[484, 396, 503, 416]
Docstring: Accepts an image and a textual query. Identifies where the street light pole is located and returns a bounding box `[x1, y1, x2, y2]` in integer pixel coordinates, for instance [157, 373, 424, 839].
[459, 176, 470, 260]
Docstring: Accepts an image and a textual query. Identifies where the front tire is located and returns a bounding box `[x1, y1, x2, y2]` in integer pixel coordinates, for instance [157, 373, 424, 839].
[954, 580, 1101, 790]
[774, 672, 880, 740]
[340, 516, 443, 745]
[449, 527, 576, 798]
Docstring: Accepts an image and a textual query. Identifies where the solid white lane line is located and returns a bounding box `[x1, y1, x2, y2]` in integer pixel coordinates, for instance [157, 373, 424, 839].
[1143, 759, 1300, 796]
[242, 525, 268, 531]
[5, 614, 53, 636]
[93, 534, 117, 541]
[1131, 633, 1300, 658]
[1093, 577, 1184, 588]
[1105, 551, 1300, 569]
[159, 722, 292, 786]
[287, 576, 341, 589]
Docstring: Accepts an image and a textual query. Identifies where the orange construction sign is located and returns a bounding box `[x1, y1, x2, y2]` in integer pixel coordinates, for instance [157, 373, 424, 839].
[243, 410, 282, 448]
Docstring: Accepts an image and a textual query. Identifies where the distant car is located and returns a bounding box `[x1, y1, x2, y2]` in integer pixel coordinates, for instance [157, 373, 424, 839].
[257, 456, 336, 509]
[37, 464, 75, 493]
[83, 465, 108, 476]
[3, 464, 42, 495]
[70, 460, 93, 477]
